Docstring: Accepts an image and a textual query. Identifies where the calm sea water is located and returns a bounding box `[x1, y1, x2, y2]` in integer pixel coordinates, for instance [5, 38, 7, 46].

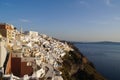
[74, 43, 120, 80]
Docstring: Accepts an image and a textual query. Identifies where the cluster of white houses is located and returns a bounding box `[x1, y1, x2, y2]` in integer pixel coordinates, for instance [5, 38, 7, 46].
[0, 23, 73, 80]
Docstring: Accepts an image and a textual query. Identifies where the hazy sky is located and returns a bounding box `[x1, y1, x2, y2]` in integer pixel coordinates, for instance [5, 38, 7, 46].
[0, 0, 120, 42]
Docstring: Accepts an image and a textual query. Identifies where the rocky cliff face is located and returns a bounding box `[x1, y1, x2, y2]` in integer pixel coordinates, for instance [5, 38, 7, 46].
[60, 42, 106, 80]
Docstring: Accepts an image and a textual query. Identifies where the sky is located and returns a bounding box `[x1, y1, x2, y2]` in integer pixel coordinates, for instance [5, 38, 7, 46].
[1, 0, 120, 42]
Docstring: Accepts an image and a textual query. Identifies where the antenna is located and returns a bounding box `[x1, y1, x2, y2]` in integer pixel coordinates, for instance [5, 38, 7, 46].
[20, 27, 22, 34]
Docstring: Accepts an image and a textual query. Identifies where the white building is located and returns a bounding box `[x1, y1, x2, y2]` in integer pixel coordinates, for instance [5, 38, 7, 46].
[24, 31, 38, 37]
[0, 37, 7, 68]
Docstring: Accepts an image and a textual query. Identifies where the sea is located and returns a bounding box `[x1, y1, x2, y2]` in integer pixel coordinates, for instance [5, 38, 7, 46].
[74, 42, 120, 80]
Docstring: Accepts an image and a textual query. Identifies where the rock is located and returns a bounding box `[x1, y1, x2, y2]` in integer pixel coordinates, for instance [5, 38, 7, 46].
[60, 42, 106, 80]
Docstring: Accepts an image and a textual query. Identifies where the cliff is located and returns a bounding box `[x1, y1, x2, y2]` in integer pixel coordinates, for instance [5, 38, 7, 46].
[2, 30, 106, 80]
[60, 42, 106, 80]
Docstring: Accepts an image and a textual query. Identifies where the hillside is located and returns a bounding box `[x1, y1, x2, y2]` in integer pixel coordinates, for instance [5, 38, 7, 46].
[0, 30, 106, 80]
[61, 42, 106, 80]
